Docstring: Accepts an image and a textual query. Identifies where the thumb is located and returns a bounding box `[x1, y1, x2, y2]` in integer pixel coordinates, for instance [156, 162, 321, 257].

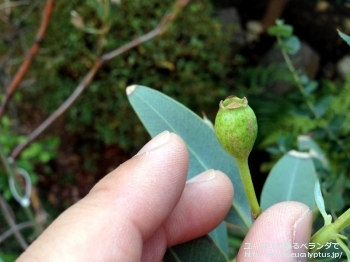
[237, 201, 312, 262]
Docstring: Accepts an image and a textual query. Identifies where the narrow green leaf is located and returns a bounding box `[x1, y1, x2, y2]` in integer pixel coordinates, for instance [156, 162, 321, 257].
[261, 150, 317, 210]
[314, 95, 333, 117]
[209, 222, 228, 255]
[290, 107, 314, 118]
[163, 235, 229, 262]
[126, 85, 251, 250]
[314, 180, 332, 225]
[304, 81, 318, 96]
[265, 146, 282, 155]
[328, 114, 346, 133]
[323, 192, 345, 212]
[312, 127, 327, 139]
[338, 29, 350, 46]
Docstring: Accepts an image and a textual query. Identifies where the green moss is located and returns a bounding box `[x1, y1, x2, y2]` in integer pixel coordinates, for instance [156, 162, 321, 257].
[3, 0, 231, 150]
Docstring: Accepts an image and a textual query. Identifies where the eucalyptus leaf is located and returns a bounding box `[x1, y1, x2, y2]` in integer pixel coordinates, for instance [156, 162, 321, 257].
[283, 36, 301, 55]
[267, 24, 293, 38]
[299, 74, 309, 85]
[126, 85, 252, 251]
[290, 107, 314, 118]
[297, 135, 329, 170]
[338, 30, 350, 46]
[265, 146, 282, 155]
[261, 150, 317, 210]
[312, 127, 327, 139]
[328, 115, 346, 133]
[202, 113, 215, 130]
[324, 192, 345, 212]
[304, 81, 318, 96]
[314, 96, 333, 118]
[163, 235, 229, 262]
[277, 135, 294, 153]
[209, 222, 229, 256]
[314, 180, 332, 225]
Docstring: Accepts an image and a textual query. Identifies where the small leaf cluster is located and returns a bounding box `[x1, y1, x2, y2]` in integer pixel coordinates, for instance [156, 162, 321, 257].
[256, 23, 350, 242]
[268, 19, 301, 55]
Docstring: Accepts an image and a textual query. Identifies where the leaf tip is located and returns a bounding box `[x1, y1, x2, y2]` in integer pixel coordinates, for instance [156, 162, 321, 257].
[288, 150, 311, 159]
[126, 85, 138, 96]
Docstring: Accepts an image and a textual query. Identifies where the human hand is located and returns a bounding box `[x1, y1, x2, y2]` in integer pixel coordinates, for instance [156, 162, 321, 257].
[18, 131, 312, 262]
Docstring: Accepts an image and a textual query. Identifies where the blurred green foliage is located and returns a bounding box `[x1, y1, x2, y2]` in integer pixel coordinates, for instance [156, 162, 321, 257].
[5, 0, 231, 150]
[257, 21, 350, 216]
[0, 116, 59, 201]
[0, 1, 231, 254]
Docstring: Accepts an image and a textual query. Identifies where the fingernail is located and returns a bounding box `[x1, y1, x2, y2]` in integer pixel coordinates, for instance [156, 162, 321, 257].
[135, 131, 171, 156]
[292, 209, 312, 261]
[187, 169, 216, 183]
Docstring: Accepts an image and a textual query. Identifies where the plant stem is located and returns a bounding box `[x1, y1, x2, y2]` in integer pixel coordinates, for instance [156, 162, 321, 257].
[335, 235, 350, 260]
[0, 221, 33, 244]
[277, 36, 318, 117]
[310, 208, 350, 252]
[0, 194, 28, 250]
[277, 36, 350, 161]
[235, 157, 261, 219]
[0, 0, 55, 119]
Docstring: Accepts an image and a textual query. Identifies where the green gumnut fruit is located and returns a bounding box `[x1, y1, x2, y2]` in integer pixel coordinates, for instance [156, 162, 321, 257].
[214, 96, 258, 160]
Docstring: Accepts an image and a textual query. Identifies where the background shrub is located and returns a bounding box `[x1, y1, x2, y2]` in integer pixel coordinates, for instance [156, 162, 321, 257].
[10, 0, 232, 151]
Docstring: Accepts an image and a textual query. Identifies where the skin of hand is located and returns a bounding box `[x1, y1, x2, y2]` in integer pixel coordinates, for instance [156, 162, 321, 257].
[17, 131, 312, 262]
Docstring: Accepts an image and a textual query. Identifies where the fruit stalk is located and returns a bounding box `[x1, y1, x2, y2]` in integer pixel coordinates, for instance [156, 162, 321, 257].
[235, 157, 261, 219]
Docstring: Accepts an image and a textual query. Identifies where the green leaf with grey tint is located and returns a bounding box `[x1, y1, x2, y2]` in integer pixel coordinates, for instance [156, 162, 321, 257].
[297, 135, 329, 170]
[338, 30, 350, 46]
[314, 96, 333, 118]
[126, 85, 252, 255]
[261, 150, 317, 210]
[267, 20, 293, 38]
[304, 81, 318, 96]
[324, 192, 345, 213]
[283, 36, 301, 55]
[209, 222, 229, 255]
[314, 180, 332, 225]
[163, 235, 229, 262]
[328, 115, 346, 134]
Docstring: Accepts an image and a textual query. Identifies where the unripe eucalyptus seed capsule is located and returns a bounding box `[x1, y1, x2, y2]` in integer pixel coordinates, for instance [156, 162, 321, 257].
[215, 95, 261, 219]
[214, 96, 257, 160]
